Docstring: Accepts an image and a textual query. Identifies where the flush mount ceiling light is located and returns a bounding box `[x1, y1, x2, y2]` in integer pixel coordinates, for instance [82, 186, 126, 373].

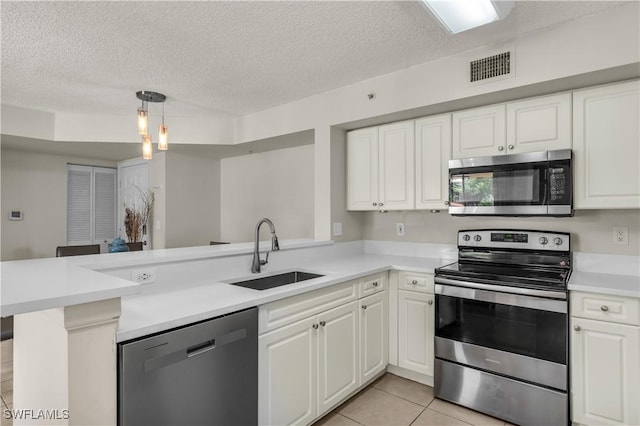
[136, 90, 168, 159]
[421, 0, 513, 34]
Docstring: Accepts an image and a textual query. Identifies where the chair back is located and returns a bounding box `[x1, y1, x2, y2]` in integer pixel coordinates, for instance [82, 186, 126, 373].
[127, 242, 144, 252]
[56, 244, 101, 257]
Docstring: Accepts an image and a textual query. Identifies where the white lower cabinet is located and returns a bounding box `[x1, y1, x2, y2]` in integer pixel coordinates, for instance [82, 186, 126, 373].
[259, 275, 388, 425]
[359, 291, 388, 384]
[397, 289, 434, 377]
[571, 291, 640, 426]
[317, 301, 360, 417]
[259, 316, 318, 426]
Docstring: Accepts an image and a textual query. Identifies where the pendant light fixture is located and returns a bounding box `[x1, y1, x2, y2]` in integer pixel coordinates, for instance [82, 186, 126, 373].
[136, 90, 168, 159]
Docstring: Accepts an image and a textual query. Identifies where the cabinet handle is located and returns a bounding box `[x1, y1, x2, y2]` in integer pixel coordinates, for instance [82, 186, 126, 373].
[428, 300, 434, 305]
[411, 280, 418, 285]
[508, 144, 514, 150]
[372, 281, 379, 287]
[362, 305, 367, 310]
[601, 305, 609, 312]
[319, 321, 326, 327]
[444, 200, 450, 206]
[573, 325, 581, 331]
[312, 324, 319, 330]
[379, 202, 384, 207]
[373, 202, 378, 206]
[498, 146, 504, 151]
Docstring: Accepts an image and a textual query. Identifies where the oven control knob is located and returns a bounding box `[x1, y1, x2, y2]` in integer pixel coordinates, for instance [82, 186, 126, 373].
[474, 235, 482, 242]
[553, 237, 563, 246]
[462, 234, 471, 242]
[539, 237, 548, 245]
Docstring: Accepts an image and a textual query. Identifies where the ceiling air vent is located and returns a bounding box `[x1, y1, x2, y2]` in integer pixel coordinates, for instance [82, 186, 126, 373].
[470, 51, 511, 83]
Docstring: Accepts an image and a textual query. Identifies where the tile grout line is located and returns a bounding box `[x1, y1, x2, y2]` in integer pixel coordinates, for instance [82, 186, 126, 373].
[371, 384, 435, 409]
[337, 412, 365, 425]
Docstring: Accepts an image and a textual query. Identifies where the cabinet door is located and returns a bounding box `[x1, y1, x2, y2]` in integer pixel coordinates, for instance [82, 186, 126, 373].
[573, 80, 640, 209]
[378, 121, 415, 210]
[259, 316, 317, 426]
[415, 114, 452, 210]
[398, 290, 434, 376]
[452, 104, 506, 159]
[359, 292, 388, 385]
[571, 317, 640, 426]
[317, 301, 359, 416]
[506, 93, 572, 153]
[347, 127, 379, 210]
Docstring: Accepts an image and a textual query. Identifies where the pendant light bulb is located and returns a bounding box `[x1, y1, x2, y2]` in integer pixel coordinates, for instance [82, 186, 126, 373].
[137, 106, 148, 135]
[142, 134, 153, 160]
[158, 124, 168, 150]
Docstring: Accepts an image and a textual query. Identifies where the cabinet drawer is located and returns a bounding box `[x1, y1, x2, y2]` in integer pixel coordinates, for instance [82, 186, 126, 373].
[398, 271, 434, 294]
[571, 292, 639, 326]
[359, 273, 387, 297]
[259, 280, 358, 334]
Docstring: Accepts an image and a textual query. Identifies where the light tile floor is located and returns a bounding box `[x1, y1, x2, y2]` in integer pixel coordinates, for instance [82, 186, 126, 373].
[0, 338, 13, 426]
[316, 373, 511, 426]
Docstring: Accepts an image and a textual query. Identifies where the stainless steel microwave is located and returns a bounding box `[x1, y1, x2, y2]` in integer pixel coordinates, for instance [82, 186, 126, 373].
[448, 149, 572, 216]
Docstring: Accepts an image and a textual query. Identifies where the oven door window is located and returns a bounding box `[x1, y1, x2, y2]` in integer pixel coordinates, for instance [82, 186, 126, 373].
[435, 294, 566, 364]
[450, 163, 546, 207]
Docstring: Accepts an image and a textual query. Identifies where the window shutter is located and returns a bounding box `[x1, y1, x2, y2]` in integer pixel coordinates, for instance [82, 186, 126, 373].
[94, 168, 116, 243]
[67, 165, 93, 244]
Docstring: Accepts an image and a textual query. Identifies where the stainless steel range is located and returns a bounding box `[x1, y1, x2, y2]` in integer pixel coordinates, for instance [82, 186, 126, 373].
[434, 229, 571, 426]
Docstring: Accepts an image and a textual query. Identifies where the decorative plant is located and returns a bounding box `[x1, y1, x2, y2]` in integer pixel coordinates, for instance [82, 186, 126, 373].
[124, 186, 154, 243]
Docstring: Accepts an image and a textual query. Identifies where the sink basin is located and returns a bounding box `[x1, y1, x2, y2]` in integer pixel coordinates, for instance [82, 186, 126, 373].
[226, 271, 324, 291]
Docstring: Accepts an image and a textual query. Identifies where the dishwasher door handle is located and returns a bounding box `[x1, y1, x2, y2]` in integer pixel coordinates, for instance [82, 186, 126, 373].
[187, 339, 216, 358]
[143, 328, 247, 373]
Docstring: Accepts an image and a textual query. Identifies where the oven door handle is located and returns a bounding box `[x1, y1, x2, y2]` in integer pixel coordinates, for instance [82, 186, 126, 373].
[434, 276, 567, 299]
[435, 282, 567, 314]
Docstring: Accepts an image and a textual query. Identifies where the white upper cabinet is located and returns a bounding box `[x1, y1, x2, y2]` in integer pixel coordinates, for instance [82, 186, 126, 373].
[573, 80, 640, 209]
[453, 93, 572, 159]
[506, 93, 572, 152]
[378, 121, 415, 210]
[347, 127, 379, 210]
[415, 114, 452, 210]
[452, 104, 506, 158]
[347, 121, 415, 211]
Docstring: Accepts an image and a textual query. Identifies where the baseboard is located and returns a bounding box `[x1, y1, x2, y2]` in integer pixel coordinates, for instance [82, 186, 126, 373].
[387, 364, 434, 387]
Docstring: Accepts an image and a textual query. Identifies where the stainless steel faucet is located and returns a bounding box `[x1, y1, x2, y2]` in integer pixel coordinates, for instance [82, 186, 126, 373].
[251, 218, 280, 273]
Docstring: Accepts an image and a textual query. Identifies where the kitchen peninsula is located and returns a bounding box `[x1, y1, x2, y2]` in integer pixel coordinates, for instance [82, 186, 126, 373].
[2, 239, 638, 425]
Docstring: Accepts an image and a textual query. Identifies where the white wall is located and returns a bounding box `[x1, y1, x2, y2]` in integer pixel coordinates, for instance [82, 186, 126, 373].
[164, 151, 221, 248]
[220, 145, 314, 243]
[1, 149, 116, 261]
[363, 209, 640, 256]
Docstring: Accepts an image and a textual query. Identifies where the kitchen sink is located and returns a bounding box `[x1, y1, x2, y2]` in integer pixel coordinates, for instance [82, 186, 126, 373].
[226, 271, 324, 291]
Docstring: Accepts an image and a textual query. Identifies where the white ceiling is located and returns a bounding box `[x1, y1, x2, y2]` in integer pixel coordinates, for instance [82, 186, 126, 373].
[1, 1, 628, 119]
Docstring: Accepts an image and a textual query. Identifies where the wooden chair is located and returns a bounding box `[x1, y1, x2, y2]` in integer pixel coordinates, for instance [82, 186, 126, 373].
[126, 242, 144, 251]
[56, 244, 101, 257]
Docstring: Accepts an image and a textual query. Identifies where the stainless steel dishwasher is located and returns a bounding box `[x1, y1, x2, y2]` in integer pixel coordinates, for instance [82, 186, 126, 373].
[118, 307, 258, 426]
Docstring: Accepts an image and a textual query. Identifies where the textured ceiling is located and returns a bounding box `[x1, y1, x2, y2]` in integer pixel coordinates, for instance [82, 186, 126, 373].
[1, 1, 629, 118]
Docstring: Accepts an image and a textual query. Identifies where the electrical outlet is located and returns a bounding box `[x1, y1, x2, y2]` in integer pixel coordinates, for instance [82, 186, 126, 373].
[132, 268, 157, 284]
[332, 222, 343, 237]
[613, 227, 629, 245]
[396, 223, 405, 236]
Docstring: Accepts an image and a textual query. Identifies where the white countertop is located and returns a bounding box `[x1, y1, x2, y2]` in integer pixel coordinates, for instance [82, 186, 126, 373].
[118, 253, 448, 342]
[3, 237, 638, 342]
[568, 271, 640, 298]
[0, 239, 331, 317]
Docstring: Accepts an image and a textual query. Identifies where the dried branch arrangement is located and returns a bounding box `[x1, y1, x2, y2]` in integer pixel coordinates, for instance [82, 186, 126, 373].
[124, 187, 154, 243]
